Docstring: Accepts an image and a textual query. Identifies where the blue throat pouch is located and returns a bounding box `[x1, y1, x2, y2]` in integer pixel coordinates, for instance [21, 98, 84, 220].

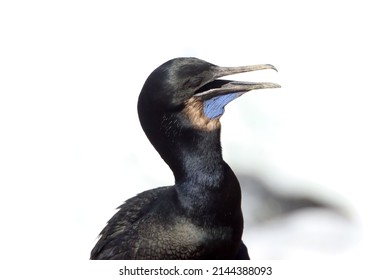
[202, 92, 244, 119]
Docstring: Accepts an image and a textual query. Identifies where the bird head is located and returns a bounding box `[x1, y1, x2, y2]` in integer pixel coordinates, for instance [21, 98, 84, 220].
[138, 57, 280, 133]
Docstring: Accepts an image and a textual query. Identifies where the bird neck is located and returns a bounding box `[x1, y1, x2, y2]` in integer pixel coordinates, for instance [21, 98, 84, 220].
[166, 127, 225, 186]
[140, 110, 242, 221]
[139, 106, 241, 211]
[167, 128, 242, 217]
[147, 111, 236, 190]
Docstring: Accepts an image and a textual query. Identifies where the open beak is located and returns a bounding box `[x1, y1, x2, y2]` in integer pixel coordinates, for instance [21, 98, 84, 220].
[194, 64, 280, 99]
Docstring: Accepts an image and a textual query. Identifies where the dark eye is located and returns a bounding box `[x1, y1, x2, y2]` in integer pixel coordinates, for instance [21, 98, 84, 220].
[183, 77, 203, 89]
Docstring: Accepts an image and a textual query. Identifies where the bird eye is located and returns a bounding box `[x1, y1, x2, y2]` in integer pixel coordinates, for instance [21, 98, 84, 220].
[183, 77, 203, 89]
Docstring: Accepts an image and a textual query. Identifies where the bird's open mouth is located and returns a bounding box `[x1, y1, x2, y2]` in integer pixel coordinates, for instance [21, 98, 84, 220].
[191, 63, 280, 120]
[193, 64, 280, 100]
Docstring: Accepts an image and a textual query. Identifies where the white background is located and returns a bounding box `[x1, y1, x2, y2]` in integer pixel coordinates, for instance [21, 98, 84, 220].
[1, 0, 389, 278]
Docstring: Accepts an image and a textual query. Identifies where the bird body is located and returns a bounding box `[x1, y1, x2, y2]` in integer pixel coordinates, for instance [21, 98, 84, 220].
[91, 57, 279, 260]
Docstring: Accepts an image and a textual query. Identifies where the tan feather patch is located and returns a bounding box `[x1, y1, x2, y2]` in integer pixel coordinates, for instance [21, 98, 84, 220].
[183, 97, 220, 131]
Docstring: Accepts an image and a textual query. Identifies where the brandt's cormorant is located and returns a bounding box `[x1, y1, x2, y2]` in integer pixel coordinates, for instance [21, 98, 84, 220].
[90, 57, 280, 260]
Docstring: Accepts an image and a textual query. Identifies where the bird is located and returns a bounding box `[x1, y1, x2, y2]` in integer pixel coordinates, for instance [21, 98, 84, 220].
[90, 57, 280, 260]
